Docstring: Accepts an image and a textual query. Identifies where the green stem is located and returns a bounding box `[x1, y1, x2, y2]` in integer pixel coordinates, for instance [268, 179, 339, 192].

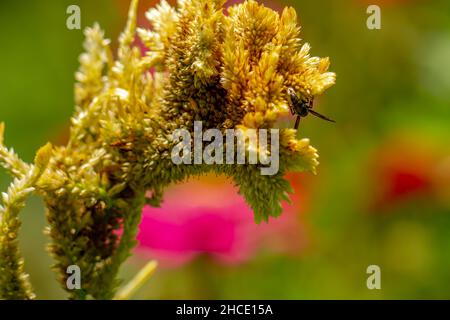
[94, 189, 146, 299]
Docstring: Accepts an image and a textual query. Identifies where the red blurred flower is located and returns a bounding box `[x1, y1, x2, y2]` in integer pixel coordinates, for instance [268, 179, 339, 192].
[356, 0, 416, 6]
[370, 137, 438, 211]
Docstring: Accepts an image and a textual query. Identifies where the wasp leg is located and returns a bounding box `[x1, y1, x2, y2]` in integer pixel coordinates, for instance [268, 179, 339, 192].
[294, 116, 301, 130]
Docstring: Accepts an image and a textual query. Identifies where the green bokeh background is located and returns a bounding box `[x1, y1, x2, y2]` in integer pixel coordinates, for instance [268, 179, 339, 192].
[0, 0, 449, 299]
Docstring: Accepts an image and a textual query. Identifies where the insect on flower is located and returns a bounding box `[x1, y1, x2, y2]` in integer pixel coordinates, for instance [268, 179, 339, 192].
[287, 87, 335, 130]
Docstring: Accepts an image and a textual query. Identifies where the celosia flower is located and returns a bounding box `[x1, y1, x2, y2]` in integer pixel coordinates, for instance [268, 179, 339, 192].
[0, 0, 335, 299]
[137, 174, 310, 266]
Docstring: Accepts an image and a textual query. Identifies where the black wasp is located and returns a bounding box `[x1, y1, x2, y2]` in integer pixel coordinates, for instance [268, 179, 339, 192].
[287, 87, 335, 130]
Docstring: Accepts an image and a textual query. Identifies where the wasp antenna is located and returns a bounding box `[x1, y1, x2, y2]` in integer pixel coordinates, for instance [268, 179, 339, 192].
[309, 110, 336, 123]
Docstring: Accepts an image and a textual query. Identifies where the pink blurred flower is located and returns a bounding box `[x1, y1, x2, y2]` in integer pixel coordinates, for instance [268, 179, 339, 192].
[136, 174, 311, 267]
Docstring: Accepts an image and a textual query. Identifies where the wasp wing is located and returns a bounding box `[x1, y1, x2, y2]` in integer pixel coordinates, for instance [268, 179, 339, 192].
[288, 102, 296, 115]
[309, 109, 336, 123]
[287, 94, 300, 115]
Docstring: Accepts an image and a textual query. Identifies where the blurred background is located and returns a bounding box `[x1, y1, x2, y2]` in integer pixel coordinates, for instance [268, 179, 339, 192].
[0, 0, 449, 299]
